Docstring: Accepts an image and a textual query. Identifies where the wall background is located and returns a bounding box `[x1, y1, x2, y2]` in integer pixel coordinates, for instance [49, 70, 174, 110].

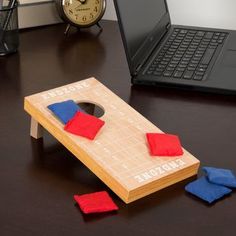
[104, 0, 236, 30]
[18, 0, 236, 30]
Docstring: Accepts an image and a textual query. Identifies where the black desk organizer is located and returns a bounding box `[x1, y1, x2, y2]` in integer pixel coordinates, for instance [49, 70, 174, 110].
[0, 1, 19, 56]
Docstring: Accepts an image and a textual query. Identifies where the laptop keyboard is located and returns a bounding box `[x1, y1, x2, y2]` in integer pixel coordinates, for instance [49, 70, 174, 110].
[146, 28, 228, 81]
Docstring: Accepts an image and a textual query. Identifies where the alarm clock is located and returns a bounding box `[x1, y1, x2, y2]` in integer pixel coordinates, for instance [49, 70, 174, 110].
[55, 0, 106, 34]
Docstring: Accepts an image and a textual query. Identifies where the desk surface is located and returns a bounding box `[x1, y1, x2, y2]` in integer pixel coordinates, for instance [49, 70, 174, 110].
[0, 21, 236, 236]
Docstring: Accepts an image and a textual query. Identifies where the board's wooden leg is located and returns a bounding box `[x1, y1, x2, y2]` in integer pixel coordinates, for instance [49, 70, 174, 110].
[30, 117, 43, 139]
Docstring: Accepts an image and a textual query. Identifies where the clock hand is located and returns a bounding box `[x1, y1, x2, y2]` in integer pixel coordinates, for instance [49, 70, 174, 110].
[75, 4, 83, 10]
[75, 2, 82, 9]
[75, 0, 87, 10]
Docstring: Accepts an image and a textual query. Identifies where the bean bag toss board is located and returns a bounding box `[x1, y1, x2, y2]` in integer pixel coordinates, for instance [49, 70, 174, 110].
[24, 78, 200, 203]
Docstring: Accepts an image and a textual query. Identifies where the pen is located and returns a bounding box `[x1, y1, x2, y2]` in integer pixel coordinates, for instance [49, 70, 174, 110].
[0, 0, 17, 53]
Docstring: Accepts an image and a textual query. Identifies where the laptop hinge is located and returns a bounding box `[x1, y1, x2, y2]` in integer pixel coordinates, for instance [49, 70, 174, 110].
[166, 23, 171, 30]
[134, 63, 142, 75]
[134, 23, 171, 76]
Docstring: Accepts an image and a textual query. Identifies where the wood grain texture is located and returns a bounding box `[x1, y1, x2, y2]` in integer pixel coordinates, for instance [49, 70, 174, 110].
[24, 77, 200, 203]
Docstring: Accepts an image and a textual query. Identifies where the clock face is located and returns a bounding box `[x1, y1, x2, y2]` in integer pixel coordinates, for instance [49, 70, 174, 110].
[62, 0, 106, 27]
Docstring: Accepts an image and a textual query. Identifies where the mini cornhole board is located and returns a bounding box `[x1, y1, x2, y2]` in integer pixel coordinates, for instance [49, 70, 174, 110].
[24, 78, 200, 203]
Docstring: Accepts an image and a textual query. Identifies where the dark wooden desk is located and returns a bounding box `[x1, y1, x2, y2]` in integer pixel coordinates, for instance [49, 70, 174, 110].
[1, 21, 236, 236]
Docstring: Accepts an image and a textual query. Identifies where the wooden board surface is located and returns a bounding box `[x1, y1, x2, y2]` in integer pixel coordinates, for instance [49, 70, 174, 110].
[24, 78, 200, 203]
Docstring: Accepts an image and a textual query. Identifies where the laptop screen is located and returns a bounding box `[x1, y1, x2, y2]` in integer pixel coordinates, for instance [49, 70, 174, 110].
[115, 0, 168, 60]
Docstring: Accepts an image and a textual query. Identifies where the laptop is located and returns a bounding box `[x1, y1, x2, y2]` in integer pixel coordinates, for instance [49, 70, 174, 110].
[113, 0, 236, 94]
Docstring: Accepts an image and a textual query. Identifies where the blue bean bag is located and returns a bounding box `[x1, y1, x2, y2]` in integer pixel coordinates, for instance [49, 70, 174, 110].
[203, 166, 236, 188]
[185, 176, 232, 204]
[48, 100, 82, 124]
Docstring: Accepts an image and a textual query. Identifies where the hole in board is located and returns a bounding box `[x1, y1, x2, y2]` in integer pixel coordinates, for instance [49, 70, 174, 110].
[77, 102, 105, 118]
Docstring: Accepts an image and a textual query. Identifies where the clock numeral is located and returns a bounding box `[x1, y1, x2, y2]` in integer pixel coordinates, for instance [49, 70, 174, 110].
[82, 16, 87, 22]
[69, 9, 73, 15]
[90, 13, 94, 19]
[94, 6, 98, 12]
[95, 0, 100, 4]
[63, 0, 71, 7]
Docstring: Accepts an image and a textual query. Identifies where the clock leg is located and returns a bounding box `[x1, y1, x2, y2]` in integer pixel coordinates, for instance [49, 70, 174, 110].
[64, 24, 71, 35]
[96, 22, 103, 32]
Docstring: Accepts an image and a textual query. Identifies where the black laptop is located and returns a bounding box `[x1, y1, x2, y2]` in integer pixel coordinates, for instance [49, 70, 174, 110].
[113, 0, 236, 94]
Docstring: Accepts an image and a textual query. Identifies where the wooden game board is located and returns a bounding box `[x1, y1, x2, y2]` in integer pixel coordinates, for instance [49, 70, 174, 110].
[24, 78, 200, 203]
